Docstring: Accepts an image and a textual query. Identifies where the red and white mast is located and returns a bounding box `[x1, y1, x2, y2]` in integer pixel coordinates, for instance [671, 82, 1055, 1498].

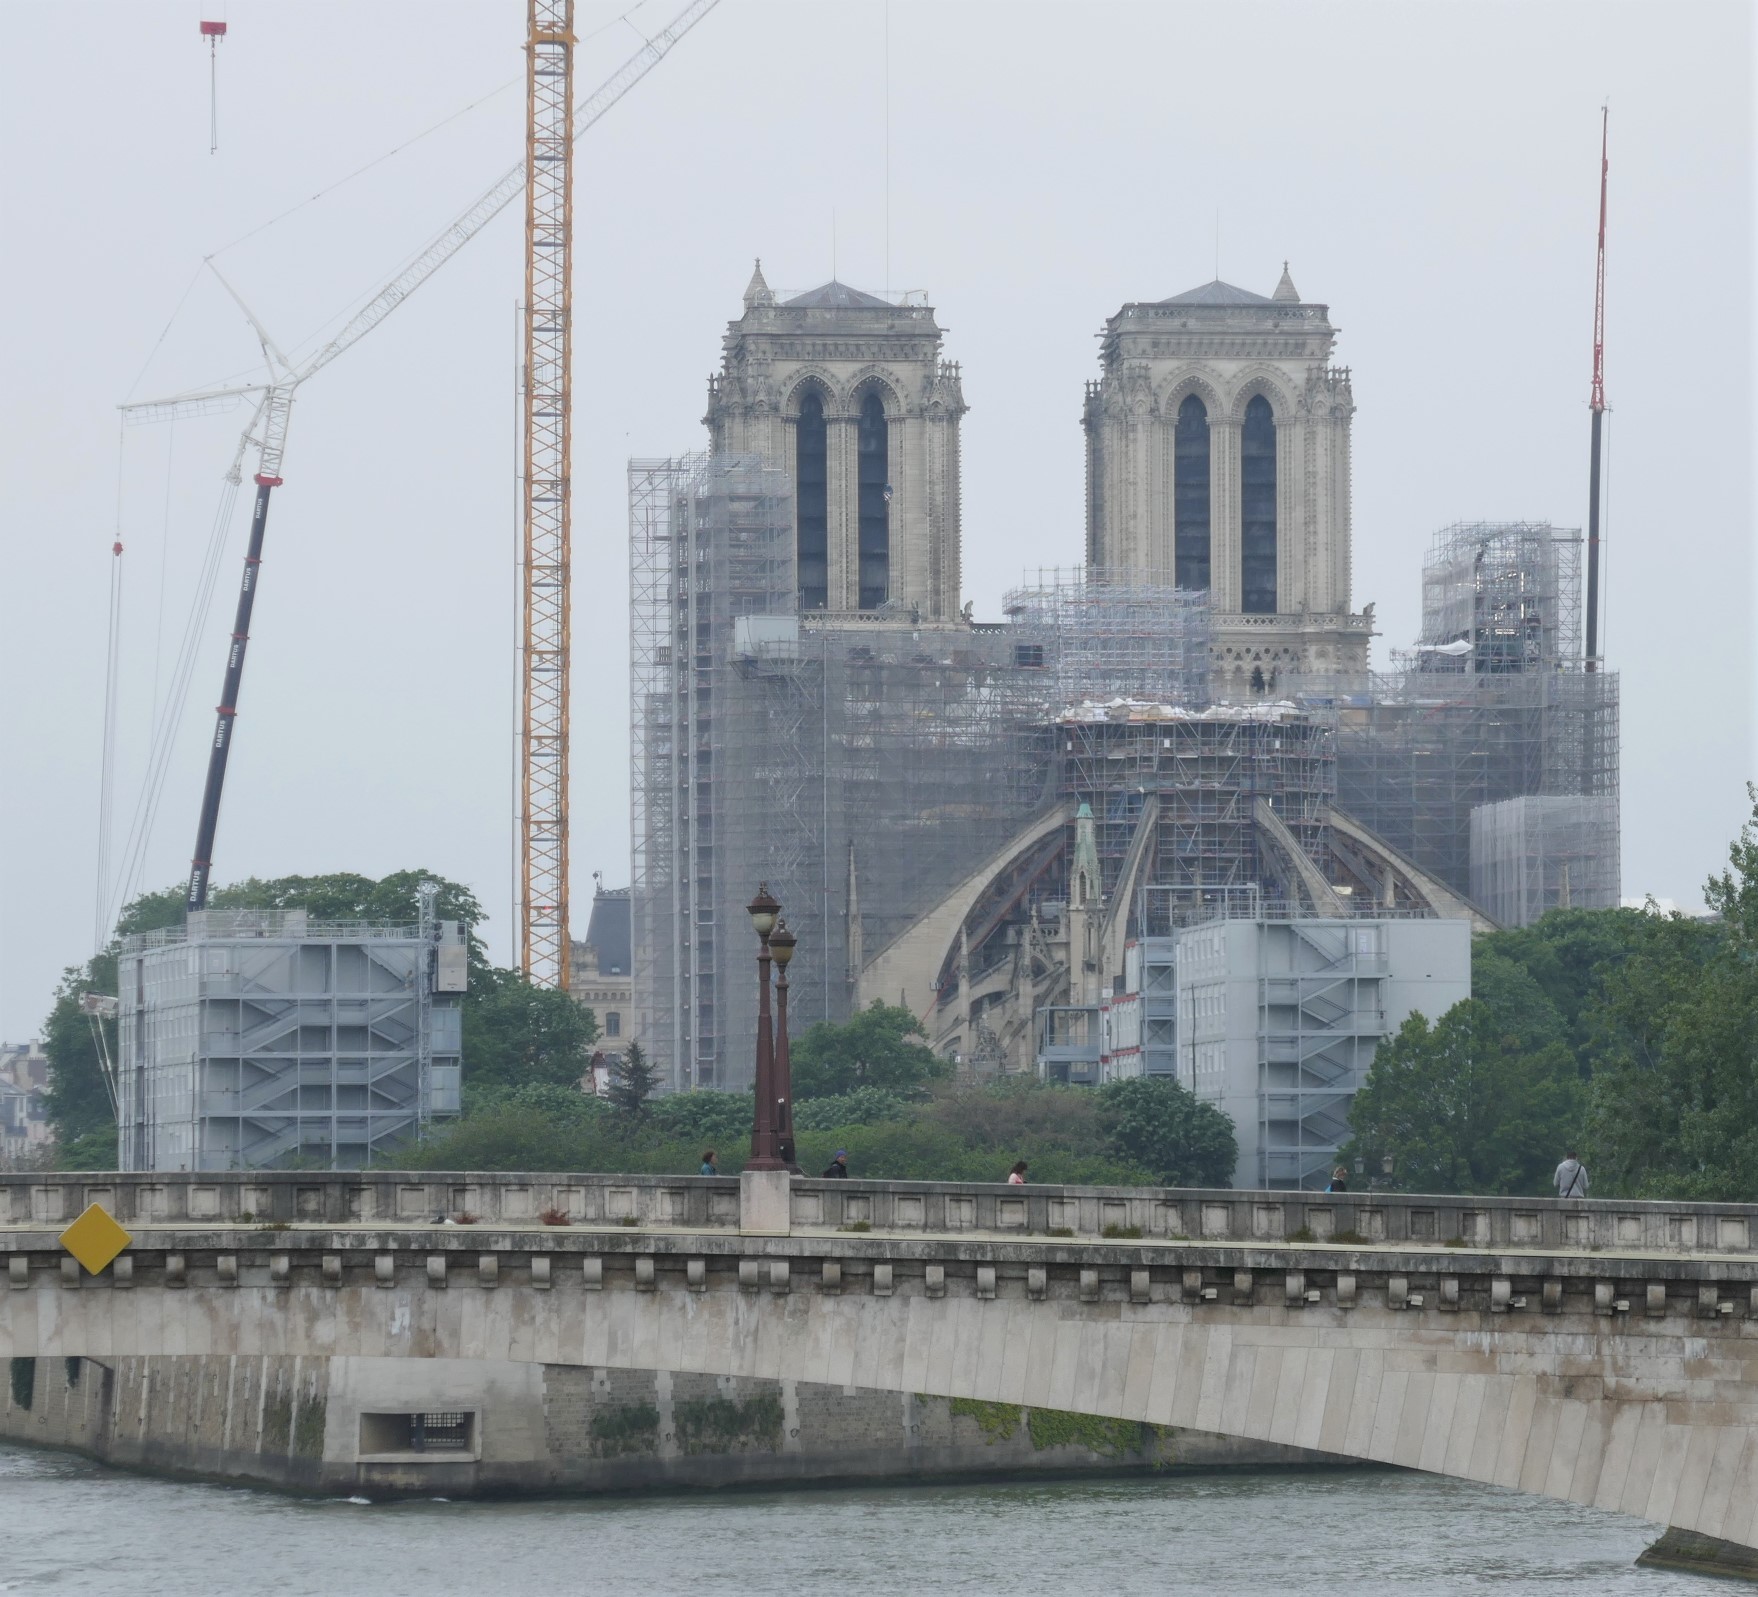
[1585, 106, 1608, 670]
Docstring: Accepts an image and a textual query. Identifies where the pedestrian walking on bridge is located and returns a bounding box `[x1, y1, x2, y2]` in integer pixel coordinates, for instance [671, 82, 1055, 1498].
[1555, 1150, 1590, 1198]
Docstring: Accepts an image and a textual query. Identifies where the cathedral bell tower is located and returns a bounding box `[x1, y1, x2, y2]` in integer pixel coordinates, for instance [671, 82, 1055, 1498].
[705, 261, 967, 620]
[1082, 266, 1370, 698]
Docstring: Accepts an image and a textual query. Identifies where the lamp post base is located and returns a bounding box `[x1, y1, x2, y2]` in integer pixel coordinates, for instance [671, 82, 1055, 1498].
[739, 1168, 791, 1235]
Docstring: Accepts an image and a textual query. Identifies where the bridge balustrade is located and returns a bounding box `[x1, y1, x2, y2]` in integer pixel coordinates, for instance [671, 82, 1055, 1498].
[2, 1171, 1753, 1258]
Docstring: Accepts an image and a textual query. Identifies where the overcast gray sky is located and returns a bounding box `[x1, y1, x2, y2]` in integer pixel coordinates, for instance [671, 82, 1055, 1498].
[1, 0, 1752, 1037]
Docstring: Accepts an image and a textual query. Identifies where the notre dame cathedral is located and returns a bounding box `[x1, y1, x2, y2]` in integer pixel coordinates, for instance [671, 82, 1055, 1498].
[701, 259, 1370, 695]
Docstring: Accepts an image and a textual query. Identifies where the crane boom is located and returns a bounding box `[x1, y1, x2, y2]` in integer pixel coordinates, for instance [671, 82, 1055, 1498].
[296, 0, 719, 397]
[521, 0, 575, 988]
[115, 0, 719, 912]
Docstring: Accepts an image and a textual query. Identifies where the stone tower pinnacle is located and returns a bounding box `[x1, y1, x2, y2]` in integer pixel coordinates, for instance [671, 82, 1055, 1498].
[1081, 268, 1367, 698]
[706, 267, 967, 620]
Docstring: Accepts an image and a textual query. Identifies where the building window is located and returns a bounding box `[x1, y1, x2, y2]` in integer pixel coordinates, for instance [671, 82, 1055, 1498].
[1174, 394, 1210, 591]
[1241, 394, 1277, 614]
[856, 390, 889, 608]
[796, 390, 828, 610]
[605, 1012, 621, 1038]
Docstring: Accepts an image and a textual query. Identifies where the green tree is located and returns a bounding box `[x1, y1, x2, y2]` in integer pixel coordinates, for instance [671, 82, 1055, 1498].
[790, 1001, 949, 1098]
[41, 958, 121, 1148]
[1343, 950, 1584, 1195]
[648, 1090, 754, 1146]
[1585, 787, 1758, 1198]
[1096, 1075, 1237, 1187]
[462, 968, 597, 1095]
[607, 1041, 660, 1118]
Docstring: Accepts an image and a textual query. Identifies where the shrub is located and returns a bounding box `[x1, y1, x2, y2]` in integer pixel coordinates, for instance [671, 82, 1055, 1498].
[538, 1206, 571, 1226]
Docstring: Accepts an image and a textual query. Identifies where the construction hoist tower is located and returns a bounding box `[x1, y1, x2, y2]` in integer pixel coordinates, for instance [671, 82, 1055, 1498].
[521, 0, 575, 987]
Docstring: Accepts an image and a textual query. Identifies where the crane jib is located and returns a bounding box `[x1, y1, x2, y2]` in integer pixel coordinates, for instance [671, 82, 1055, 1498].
[185, 478, 276, 913]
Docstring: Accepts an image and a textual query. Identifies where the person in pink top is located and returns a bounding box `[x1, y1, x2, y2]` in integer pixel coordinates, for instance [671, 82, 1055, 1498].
[1007, 1161, 1028, 1185]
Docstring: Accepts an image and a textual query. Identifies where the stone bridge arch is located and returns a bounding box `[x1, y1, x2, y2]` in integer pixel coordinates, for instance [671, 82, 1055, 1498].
[1, 1171, 1754, 1550]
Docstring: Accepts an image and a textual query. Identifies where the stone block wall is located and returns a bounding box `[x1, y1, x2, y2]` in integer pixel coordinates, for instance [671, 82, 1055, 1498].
[0, 1353, 1335, 1498]
[2, 1353, 330, 1490]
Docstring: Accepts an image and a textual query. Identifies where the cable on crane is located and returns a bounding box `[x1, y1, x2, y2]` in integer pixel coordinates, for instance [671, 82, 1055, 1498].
[122, 263, 206, 406]
[107, 466, 244, 928]
[94, 422, 126, 951]
[203, 1, 660, 260]
[207, 76, 523, 260]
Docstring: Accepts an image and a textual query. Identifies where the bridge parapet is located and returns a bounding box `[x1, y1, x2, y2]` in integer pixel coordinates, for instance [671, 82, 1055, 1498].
[2, 1171, 1755, 1260]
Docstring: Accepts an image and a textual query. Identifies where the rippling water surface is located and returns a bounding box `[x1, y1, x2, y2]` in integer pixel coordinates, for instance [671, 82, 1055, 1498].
[1, 1445, 1698, 1595]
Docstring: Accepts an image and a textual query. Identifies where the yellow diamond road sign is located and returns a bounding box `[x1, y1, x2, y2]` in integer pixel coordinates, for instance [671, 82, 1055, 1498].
[60, 1203, 132, 1276]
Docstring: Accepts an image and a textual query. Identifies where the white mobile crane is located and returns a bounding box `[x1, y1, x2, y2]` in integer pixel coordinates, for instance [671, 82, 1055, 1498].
[122, 0, 718, 939]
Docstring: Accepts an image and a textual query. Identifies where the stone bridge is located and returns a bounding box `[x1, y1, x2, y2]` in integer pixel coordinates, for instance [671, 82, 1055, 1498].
[2, 1170, 1755, 1549]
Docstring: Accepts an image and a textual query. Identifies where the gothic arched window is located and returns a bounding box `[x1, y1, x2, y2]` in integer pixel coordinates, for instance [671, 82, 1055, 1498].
[795, 390, 828, 610]
[1174, 394, 1211, 591]
[1241, 394, 1277, 614]
[856, 390, 890, 609]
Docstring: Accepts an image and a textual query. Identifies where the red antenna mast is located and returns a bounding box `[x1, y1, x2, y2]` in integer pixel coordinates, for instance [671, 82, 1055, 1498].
[1585, 105, 1608, 669]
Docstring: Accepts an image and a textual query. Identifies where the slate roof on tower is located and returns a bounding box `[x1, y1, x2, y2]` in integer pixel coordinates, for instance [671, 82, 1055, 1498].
[1156, 279, 1275, 307]
[783, 280, 892, 309]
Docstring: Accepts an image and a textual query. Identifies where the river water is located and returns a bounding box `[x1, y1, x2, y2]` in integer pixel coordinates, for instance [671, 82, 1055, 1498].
[1, 1444, 1701, 1595]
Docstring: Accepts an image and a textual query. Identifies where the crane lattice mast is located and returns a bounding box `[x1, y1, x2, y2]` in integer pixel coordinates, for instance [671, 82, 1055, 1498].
[1585, 106, 1608, 671]
[520, 0, 575, 988]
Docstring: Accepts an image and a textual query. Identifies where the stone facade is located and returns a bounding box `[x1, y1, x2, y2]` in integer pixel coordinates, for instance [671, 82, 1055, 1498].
[1082, 269, 1371, 697]
[705, 264, 967, 621]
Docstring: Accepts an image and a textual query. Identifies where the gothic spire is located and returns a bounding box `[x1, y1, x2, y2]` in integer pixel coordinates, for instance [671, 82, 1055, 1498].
[743, 258, 775, 310]
[1272, 261, 1300, 303]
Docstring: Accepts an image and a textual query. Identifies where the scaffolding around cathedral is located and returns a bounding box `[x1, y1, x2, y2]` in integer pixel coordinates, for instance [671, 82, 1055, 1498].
[1001, 568, 1212, 711]
[1045, 703, 1338, 936]
[1334, 522, 1619, 922]
[1418, 522, 1585, 673]
[1470, 794, 1620, 928]
[630, 476, 1237, 1088]
[627, 452, 707, 1089]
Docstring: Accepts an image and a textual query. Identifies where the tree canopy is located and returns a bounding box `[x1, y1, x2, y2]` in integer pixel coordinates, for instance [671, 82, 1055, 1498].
[789, 1001, 949, 1098]
[1583, 787, 1758, 1198]
[606, 1041, 660, 1117]
[461, 966, 597, 1097]
[1343, 790, 1758, 1200]
[1341, 955, 1584, 1196]
[1096, 1075, 1237, 1188]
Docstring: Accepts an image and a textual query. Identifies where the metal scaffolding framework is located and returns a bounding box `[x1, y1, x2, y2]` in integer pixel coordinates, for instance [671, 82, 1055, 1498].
[632, 481, 1237, 1087]
[628, 454, 705, 1090]
[116, 907, 466, 1172]
[1046, 705, 1338, 936]
[1471, 794, 1621, 926]
[519, 0, 574, 987]
[1418, 521, 1584, 673]
[1336, 522, 1619, 920]
[1001, 568, 1212, 711]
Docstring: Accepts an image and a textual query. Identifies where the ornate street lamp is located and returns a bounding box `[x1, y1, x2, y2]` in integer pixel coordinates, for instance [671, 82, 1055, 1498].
[745, 886, 785, 1171]
[768, 917, 799, 1173]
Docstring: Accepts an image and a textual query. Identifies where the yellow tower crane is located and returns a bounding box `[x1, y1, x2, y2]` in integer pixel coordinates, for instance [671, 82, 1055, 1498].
[520, 0, 576, 988]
